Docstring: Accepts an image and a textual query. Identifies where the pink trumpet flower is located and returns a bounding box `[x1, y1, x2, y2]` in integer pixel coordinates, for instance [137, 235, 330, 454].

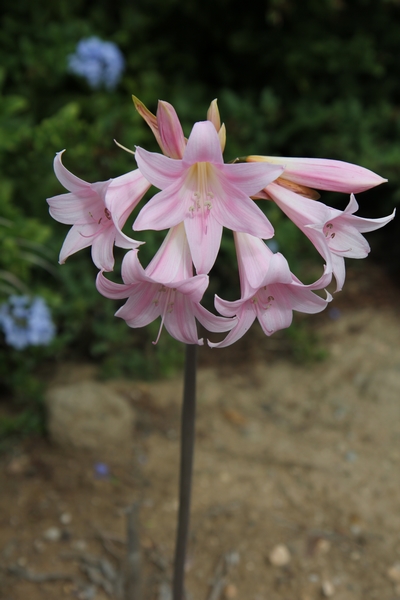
[210, 232, 332, 348]
[133, 121, 285, 274]
[266, 184, 395, 291]
[47, 151, 150, 271]
[96, 224, 236, 345]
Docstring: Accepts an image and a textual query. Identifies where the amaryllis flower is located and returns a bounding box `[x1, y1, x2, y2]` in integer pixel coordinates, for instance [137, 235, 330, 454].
[133, 121, 285, 274]
[210, 232, 332, 348]
[266, 184, 395, 291]
[47, 151, 150, 271]
[96, 224, 236, 345]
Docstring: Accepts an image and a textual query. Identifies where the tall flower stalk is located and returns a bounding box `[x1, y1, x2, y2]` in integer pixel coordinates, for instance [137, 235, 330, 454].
[47, 96, 394, 598]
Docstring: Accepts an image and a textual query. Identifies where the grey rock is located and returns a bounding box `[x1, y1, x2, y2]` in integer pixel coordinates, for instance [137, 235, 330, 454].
[46, 381, 135, 453]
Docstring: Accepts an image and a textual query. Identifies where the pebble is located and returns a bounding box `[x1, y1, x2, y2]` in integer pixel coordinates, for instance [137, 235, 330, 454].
[33, 539, 45, 553]
[43, 526, 62, 542]
[71, 539, 87, 551]
[6, 455, 30, 475]
[60, 512, 72, 525]
[223, 583, 238, 598]
[387, 563, 400, 583]
[322, 580, 335, 597]
[315, 538, 331, 555]
[269, 544, 291, 566]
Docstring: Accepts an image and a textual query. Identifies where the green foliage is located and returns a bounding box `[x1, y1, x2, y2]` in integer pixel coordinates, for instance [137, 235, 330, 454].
[0, 0, 399, 438]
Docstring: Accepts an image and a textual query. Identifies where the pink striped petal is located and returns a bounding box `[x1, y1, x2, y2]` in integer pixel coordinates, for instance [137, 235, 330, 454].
[164, 295, 203, 345]
[182, 121, 223, 165]
[96, 271, 135, 300]
[134, 180, 187, 231]
[194, 304, 237, 333]
[53, 151, 91, 193]
[220, 162, 284, 196]
[59, 225, 97, 264]
[184, 212, 223, 275]
[157, 100, 186, 159]
[213, 178, 274, 239]
[248, 155, 387, 193]
[135, 147, 184, 190]
[209, 303, 256, 348]
[47, 192, 97, 225]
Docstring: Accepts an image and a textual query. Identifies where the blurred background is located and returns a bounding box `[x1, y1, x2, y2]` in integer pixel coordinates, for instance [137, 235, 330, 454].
[1, 0, 399, 441]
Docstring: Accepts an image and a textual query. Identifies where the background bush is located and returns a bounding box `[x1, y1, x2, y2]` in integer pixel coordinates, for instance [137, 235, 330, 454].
[1, 0, 399, 434]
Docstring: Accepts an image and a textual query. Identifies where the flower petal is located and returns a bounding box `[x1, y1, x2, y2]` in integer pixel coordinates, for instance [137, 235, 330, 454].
[47, 192, 97, 225]
[247, 156, 387, 193]
[134, 179, 186, 231]
[116, 287, 161, 327]
[213, 177, 274, 239]
[182, 121, 223, 165]
[91, 226, 116, 271]
[135, 147, 184, 190]
[157, 100, 186, 159]
[59, 225, 97, 264]
[220, 162, 284, 196]
[146, 224, 193, 283]
[184, 213, 223, 274]
[96, 271, 135, 299]
[164, 294, 203, 345]
[209, 303, 256, 348]
[106, 169, 151, 226]
[53, 151, 91, 193]
[193, 303, 237, 333]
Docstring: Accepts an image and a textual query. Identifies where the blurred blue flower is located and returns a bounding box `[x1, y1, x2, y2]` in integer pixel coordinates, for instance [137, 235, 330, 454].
[0, 296, 56, 350]
[94, 462, 110, 479]
[68, 37, 125, 90]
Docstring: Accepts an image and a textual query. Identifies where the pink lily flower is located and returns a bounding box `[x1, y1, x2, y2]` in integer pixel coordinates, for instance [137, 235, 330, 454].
[47, 151, 150, 271]
[210, 232, 332, 348]
[133, 121, 285, 274]
[267, 183, 395, 291]
[96, 224, 236, 345]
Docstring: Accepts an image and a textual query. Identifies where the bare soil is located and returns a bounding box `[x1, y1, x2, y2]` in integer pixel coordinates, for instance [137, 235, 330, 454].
[1, 264, 400, 600]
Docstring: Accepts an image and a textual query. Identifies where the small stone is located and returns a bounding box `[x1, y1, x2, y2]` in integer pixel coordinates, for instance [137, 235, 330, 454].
[45, 381, 135, 454]
[315, 538, 331, 555]
[16, 557, 27, 567]
[43, 526, 62, 542]
[387, 563, 400, 583]
[60, 512, 72, 525]
[71, 539, 87, 551]
[6, 455, 30, 475]
[222, 407, 247, 426]
[322, 580, 335, 597]
[33, 539, 45, 553]
[269, 544, 291, 567]
[223, 583, 238, 599]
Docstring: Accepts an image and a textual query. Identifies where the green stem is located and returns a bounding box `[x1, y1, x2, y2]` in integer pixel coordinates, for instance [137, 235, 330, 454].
[172, 343, 198, 600]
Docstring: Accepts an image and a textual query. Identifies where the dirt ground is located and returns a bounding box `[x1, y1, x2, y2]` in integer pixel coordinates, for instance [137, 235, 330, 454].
[1, 264, 400, 600]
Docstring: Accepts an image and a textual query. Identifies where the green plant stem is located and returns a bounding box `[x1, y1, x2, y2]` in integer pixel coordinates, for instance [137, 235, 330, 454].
[172, 343, 198, 600]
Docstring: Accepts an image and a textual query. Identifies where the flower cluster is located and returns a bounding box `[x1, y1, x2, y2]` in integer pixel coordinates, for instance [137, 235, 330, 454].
[68, 37, 125, 90]
[47, 98, 394, 347]
[0, 296, 56, 350]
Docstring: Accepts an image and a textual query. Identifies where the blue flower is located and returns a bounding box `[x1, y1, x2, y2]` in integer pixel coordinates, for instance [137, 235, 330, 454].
[68, 37, 125, 90]
[0, 296, 56, 350]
